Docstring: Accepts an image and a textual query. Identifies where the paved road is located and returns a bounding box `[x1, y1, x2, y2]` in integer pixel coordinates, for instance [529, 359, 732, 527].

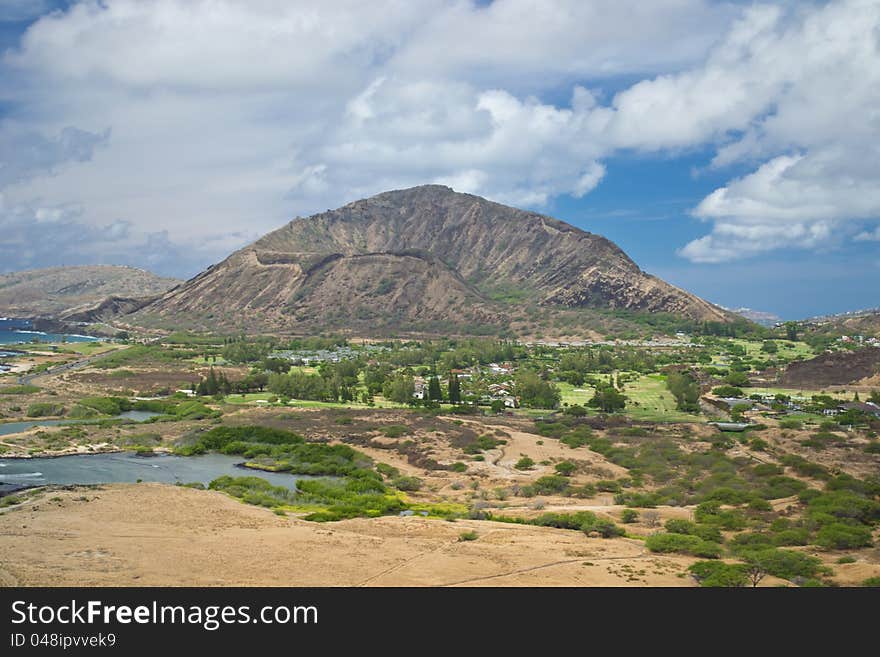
[17, 348, 124, 386]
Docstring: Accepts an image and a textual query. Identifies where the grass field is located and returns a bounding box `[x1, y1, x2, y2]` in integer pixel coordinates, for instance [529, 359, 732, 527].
[57, 342, 123, 356]
[557, 381, 594, 407]
[724, 339, 815, 360]
[559, 374, 704, 423]
[621, 373, 705, 423]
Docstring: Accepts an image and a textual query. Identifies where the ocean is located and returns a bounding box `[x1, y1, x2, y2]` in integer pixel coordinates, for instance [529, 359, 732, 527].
[0, 318, 99, 346]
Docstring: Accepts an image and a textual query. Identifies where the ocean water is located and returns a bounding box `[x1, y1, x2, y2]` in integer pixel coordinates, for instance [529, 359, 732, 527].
[0, 318, 99, 345]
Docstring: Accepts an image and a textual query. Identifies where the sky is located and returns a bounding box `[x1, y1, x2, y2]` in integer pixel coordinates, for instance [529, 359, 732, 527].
[0, 0, 878, 320]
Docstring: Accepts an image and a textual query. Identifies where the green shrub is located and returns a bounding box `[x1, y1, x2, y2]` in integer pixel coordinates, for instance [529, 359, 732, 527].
[67, 404, 101, 419]
[554, 461, 577, 476]
[688, 561, 748, 587]
[376, 463, 400, 478]
[815, 523, 873, 549]
[515, 456, 535, 470]
[645, 532, 721, 558]
[392, 476, 422, 492]
[740, 548, 823, 581]
[530, 475, 570, 495]
[771, 528, 810, 546]
[752, 463, 784, 477]
[760, 476, 807, 499]
[26, 402, 65, 417]
[664, 519, 696, 535]
[621, 509, 639, 524]
[450, 462, 467, 473]
[862, 577, 880, 587]
[712, 385, 744, 398]
[459, 531, 479, 541]
[78, 396, 131, 415]
[381, 425, 411, 438]
[0, 385, 40, 395]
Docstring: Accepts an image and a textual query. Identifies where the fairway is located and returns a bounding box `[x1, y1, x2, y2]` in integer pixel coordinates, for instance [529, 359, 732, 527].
[622, 373, 705, 423]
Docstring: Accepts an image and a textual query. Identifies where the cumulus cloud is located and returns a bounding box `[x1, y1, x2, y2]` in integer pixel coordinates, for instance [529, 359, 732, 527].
[0, 0, 877, 275]
[0, 196, 239, 276]
[0, 125, 108, 188]
[645, 0, 880, 262]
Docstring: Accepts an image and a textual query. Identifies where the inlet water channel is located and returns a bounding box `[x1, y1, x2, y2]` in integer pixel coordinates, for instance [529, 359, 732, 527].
[0, 452, 305, 495]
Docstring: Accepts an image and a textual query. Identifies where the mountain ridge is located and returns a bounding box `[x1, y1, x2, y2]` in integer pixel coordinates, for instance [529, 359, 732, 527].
[0, 265, 179, 319]
[131, 185, 732, 336]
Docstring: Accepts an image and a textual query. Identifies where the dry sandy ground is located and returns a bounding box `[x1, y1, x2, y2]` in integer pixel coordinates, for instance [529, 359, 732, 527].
[0, 483, 697, 587]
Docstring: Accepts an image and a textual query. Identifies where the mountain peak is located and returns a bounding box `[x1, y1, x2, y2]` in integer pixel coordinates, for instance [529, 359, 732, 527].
[134, 187, 731, 336]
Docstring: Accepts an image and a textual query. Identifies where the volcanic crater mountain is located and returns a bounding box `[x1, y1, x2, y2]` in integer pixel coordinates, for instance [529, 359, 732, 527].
[134, 185, 730, 336]
[0, 265, 179, 321]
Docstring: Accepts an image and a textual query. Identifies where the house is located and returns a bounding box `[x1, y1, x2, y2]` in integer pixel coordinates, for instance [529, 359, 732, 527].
[488, 382, 513, 395]
[412, 376, 427, 400]
[717, 397, 754, 410]
[838, 401, 880, 419]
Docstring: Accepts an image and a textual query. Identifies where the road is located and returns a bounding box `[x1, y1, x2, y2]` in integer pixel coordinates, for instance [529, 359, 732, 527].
[16, 347, 125, 386]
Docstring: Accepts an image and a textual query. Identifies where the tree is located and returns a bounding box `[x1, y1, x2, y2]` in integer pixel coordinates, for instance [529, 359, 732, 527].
[784, 321, 799, 341]
[448, 374, 461, 404]
[261, 357, 291, 374]
[666, 370, 700, 412]
[515, 371, 561, 409]
[724, 371, 750, 387]
[427, 375, 443, 401]
[761, 340, 778, 354]
[383, 375, 415, 405]
[587, 384, 627, 413]
[741, 553, 769, 587]
[688, 561, 749, 587]
[490, 399, 506, 414]
[564, 404, 588, 417]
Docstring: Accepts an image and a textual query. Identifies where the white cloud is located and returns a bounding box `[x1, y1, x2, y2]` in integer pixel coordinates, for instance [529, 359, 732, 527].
[855, 227, 880, 242]
[645, 0, 880, 262]
[0, 0, 878, 275]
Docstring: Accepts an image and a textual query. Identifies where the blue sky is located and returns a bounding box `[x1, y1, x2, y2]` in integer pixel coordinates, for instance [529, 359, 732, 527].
[0, 1, 878, 320]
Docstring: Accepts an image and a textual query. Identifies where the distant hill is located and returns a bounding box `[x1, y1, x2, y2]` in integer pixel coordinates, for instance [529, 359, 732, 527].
[780, 347, 880, 388]
[806, 308, 880, 338]
[729, 307, 782, 327]
[0, 265, 179, 319]
[131, 185, 731, 336]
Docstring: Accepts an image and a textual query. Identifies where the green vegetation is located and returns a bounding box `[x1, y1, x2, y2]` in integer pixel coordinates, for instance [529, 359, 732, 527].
[666, 370, 700, 413]
[176, 425, 370, 476]
[620, 509, 639, 524]
[645, 532, 722, 558]
[26, 402, 65, 417]
[688, 561, 749, 587]
[0, 385, 41, 395]
[489, 511, 624, 538]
